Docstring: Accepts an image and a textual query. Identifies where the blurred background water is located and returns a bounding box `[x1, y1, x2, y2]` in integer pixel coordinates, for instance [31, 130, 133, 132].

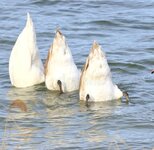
[0, 0, 154, 149]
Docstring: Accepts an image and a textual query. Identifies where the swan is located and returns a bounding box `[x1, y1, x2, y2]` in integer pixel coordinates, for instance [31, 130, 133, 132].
[9, 13, 45, 88]
[79, 41, 128, 102]
[44, 29, 80, 93]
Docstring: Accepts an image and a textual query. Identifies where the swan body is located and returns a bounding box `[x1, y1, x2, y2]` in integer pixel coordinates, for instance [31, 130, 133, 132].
[45, 30, 80, 92]
[9, 13, 45, 88]
[79, 41, 123, 102]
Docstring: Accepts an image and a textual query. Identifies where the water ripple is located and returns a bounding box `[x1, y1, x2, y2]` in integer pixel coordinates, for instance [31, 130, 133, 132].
[0, 0, 154, 149]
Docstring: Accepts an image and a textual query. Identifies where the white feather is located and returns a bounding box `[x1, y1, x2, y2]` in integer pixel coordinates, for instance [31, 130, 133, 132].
[45, 30, 80, 92]
[9, 13, 44, 88]
[79, 41, 123, 101]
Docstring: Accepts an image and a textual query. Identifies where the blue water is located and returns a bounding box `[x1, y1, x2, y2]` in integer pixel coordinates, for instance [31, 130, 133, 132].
[0, 0, 154, 149]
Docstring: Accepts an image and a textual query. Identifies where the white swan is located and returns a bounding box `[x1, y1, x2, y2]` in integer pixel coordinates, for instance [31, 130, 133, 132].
[9, 13, 45, 88]
[79, 41, 126, 102]
[45, 29, 80, 93]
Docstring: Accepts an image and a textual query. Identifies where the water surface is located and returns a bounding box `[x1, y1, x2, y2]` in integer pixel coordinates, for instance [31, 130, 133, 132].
[0, 0, 154, 149]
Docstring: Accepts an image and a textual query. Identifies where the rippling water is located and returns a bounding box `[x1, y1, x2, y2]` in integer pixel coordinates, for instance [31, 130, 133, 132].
[0, 0, 154, 149]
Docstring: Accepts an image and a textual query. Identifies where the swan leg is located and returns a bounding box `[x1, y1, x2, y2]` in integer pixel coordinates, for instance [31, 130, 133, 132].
[85, 94, 90, 107]
[123, 91, 129, 103]
[57, 80, 63, 94]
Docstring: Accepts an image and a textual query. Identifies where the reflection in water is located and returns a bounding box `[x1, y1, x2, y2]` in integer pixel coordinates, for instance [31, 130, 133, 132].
[2, 118, 36, 149]
[0, 0, 154, 148]
[43, 93, 130, 149]
[1, 108, 38, 149]
[79, 100, 131, 149]
[35, 90, 80, 149]
[10, 99, 28, 112]
[7, 84, 47, 114]
[7, 84, 45, 101]
[3, 83, 132, 149]
[0, 84, 134, 149]
[79, 99, 122, 114]
[0, 85, 46, 149]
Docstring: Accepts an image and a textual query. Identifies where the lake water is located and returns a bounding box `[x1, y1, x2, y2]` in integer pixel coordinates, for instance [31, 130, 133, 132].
[0, 0, 154, 149]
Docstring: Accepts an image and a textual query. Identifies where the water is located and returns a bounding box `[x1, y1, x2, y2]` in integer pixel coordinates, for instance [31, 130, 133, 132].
[0, 0, 154, 149]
